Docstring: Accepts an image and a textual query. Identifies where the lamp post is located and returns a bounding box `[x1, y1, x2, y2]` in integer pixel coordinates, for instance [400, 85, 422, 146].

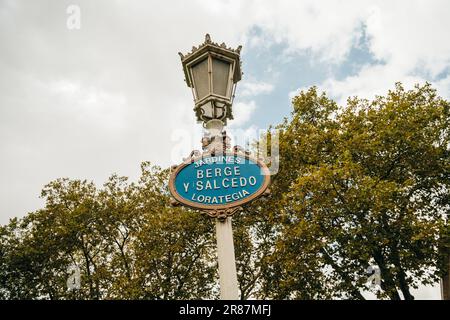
[178, 34, 242, 300]
[179, 34, 242, 155]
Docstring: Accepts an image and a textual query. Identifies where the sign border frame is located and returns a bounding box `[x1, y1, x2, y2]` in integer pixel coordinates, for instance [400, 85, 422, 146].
[168, 152, 271, 210]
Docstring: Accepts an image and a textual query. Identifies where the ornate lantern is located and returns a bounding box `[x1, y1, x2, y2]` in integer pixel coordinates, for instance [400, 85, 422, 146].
[179, 34, 242, 127]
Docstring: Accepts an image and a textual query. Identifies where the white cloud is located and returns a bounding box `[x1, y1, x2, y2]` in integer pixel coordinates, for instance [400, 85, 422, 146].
[319, 64, 427, 105]
[229, 100, 257, 128]
[364, 1, 450, 77]
[241, 1, 369, 63]
[225, 124, 266, 154]
[288, 0, 450, 104]
[435, 74, 450, 99]
[239, 80, 274, 97]
[49, 80, 128, 130]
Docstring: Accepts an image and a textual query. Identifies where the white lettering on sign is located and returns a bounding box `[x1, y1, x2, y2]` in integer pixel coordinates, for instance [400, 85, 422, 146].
[194, 177, 257, 191]
[191, 189, 250, 204]
[187, 162, 257, 194]
[196, 165, 241, 178]
[194, 155, 243, 168]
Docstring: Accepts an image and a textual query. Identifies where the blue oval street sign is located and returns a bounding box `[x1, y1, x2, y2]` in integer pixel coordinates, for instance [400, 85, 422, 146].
[169, 154, 270, 210]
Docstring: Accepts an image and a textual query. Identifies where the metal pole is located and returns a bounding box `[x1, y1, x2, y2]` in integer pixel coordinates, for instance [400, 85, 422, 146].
[215, 217, 239, 300]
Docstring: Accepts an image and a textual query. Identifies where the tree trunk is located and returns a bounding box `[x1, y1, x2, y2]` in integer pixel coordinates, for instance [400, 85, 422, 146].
[391, 244, 414, 300]
[320, 248, 366, 300]
[373, 248, 401, 300]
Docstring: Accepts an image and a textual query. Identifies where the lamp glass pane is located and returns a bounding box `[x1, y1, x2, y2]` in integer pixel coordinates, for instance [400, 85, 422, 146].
[212, 58, 231, 97]
[191, 58, 209, 100]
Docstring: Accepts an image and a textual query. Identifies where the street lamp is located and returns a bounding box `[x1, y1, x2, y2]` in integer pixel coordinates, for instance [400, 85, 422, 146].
[173, 35, 270, 300]
[178, 34, 242, 128]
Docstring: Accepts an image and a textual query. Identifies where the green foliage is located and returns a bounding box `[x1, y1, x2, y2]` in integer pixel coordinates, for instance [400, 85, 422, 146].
[0, 163, 217, 299]
[253, 83, 449, 300]
[0, 83, 448, 300]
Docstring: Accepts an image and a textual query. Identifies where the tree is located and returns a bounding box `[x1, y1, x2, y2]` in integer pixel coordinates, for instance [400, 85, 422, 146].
[255, 83, 449, 299]
[0, 163, 218, 299]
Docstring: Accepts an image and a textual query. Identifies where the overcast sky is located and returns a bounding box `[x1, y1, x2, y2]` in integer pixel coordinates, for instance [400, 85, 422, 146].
[1, 0, 449, 299]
